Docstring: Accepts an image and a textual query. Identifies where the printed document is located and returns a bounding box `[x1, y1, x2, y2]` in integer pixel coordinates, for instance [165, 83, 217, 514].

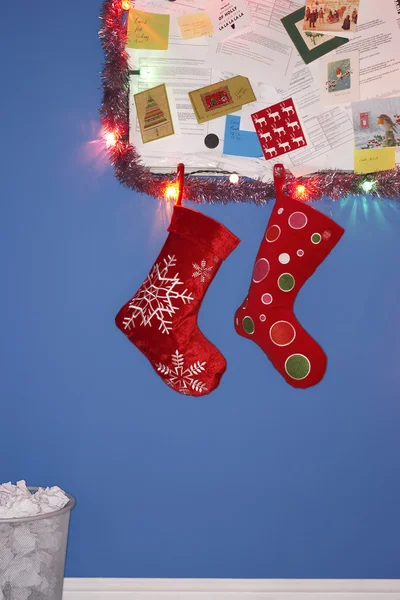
[278, 58, 354, 174]
[334, 0, 400, 100]
[206, 0, 302, 88]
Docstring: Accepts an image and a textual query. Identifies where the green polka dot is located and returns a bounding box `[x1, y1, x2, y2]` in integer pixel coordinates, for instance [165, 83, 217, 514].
[278, 273, 295, 292]
[285, 354, 311, 380]
[242, 316, 255, 335]
[311, 233, 321, 244]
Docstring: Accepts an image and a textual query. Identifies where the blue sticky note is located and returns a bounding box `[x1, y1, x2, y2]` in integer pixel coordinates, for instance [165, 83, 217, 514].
[223, 115, 263, 158]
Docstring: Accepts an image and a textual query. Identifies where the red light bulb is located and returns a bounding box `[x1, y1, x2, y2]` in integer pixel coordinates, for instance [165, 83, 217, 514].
[164, 184, 179, 201]
[295, 184, 307, 199]
[104, 130, 118, 148]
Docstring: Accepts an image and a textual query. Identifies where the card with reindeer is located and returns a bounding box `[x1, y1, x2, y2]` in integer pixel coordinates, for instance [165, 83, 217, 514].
[251, 98, 307, 161]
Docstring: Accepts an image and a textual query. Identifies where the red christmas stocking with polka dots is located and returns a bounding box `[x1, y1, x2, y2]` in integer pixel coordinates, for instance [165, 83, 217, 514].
[115, 205, 240, 396]
[234, 165, 344, 388]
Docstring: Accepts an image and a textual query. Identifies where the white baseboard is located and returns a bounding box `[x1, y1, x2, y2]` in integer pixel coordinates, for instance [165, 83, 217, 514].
[63, 578, 400, 599]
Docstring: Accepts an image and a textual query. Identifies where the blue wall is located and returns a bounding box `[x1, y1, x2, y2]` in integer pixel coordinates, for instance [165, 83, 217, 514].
[1, 0, 400, 579]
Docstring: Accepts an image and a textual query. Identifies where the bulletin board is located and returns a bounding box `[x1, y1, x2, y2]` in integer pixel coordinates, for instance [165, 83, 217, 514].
[100, 0, 400, 203]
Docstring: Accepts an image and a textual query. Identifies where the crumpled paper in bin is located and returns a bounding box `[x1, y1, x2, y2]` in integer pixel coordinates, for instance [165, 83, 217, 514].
[0, 481, 68, 519]
[0, 481, 70, 600]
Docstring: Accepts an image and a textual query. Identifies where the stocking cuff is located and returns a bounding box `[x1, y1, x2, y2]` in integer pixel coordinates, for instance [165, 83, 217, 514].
[168, 206, 240, 261]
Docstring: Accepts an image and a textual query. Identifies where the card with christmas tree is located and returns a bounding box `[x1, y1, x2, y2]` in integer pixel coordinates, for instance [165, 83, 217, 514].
[134, 84, 175, 144]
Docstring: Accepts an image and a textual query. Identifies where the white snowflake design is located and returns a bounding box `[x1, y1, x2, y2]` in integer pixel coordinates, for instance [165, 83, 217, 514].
[192, 259, 213, 283]
[122, 255, 193, 335]
[156, 350, 208, 395]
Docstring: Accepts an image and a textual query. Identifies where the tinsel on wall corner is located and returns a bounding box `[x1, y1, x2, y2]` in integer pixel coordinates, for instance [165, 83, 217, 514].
[99, 0, 400, 204]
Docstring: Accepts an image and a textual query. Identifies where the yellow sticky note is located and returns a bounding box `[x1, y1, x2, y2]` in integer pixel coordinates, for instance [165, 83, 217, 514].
[127, 9, 169, 50]
[177, 11, 214, 40]
[354, 148, 395, 174]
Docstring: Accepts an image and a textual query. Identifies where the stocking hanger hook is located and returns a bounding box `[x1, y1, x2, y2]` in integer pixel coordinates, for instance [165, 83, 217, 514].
[175, 163, 185, 206]
[273, 163, 286, 194]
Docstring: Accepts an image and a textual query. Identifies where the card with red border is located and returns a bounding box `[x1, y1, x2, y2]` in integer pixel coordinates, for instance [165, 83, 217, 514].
[251, 98, 307, 160]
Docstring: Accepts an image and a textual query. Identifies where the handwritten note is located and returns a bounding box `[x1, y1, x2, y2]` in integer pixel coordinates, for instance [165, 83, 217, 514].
[127, 8, 169, 50]
[354, 148, 395, 174]
[223, 115, 263, 158]
[178, 12, 214, 40]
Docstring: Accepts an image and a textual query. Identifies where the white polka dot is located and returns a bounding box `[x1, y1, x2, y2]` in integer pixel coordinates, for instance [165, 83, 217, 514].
[279, 253, 290, 265]
[277, 208, 284, 215]
[236, 317, 239, 325]
[297, 249, 304, 257]
[260, 314, 266, 322]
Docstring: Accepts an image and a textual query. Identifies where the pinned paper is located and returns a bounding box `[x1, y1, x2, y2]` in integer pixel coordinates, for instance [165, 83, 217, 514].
[134, 84, 175, 143]
[127, 8, 170, 50]
[205, 0, 252, 41]
[223, 115, 263, 158]
[354, 148, 395, 174]
[319, 50, 360, 107]
[352, 97, 400, 150]
[252, 98, 307, 161]
[281, 7, 349, 65]
[303, 0, 360, 39]
[189, 76, 256, 124]
[178, 11, 214, 40]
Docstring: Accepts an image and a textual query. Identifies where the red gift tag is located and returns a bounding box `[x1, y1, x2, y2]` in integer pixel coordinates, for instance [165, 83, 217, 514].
[251, 98, 306, 161]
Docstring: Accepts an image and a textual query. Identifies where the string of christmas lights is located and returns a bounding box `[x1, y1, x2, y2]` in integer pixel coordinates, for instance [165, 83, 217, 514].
[99, 0, 400, 204]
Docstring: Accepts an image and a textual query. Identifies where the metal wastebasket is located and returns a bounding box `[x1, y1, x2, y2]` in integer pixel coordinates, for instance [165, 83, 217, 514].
[0, 489, 75, 600]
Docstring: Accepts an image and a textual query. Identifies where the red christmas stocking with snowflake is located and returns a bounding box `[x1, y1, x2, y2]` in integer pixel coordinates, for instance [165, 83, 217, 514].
[116, 206, 240, 396]
[234, 165, 344, 388]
